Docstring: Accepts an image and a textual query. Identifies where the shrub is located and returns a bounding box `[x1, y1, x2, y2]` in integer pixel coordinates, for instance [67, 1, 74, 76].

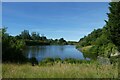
[39, 58, 54, 66]
[54, 58, 62, 63]
[29, 57, 38, 66]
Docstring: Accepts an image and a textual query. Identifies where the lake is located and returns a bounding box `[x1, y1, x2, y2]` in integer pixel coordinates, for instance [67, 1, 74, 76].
[23, 45, 89, 62]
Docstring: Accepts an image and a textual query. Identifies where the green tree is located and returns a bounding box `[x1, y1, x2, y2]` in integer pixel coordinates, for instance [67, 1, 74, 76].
[2, 28, 27, 63]
[36, 33, 40, 40]
[78, 28, 102, 47]
[96, 34, 109, 46]
[41, 36, 47, 41]
[107, 2, 120, 51]
[20, 30, 31, 40]
[31, 32, 40, 40]
[59, 38, 67, 45]
[31, 32, 37, 40]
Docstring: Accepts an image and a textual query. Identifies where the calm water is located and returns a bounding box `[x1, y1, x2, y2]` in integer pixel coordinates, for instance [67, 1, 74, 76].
[23, 45, 89, 62]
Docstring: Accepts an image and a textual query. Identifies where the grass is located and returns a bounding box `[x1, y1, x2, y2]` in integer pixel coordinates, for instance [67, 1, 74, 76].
[76, 45, 98, 60]
[81, 45, 93, 51]
[2, 62, 118, 78]
[0, 64, 2, 79]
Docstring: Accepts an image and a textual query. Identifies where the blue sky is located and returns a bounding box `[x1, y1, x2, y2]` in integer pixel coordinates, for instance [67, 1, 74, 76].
[2, 2, 109, 41]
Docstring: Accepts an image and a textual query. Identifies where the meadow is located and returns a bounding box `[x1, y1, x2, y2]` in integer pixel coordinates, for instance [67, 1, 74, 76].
[2, 62, 118, 78]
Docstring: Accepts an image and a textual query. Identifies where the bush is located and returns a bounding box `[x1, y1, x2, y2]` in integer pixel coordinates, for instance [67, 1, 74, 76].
[2, 28, 27, 63]
[39, 58, 92, 66]
[64, 58, 91, 64]
[29, 57, 38, 66]
[39, 58, 54, 66]
[54, 58, 62, 63]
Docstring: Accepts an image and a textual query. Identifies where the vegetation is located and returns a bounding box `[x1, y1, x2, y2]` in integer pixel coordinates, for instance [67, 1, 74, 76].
[107, 2, 120, 51]
[16, 29, 68, 45]
[29, 57, 38, 66]
[2, 28, 28, 63]
[2, 62, 118, 78]
[48, 38, 68, 45]
[67, 41, 78, 45]
[77, 2, 120, 61]
[2, 57, 118, 78]
[39, 58, 92, 66]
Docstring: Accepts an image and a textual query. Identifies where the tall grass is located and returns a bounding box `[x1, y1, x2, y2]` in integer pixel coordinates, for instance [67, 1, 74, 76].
[0, 64, 2, 79]
[2, 62, 118, 78]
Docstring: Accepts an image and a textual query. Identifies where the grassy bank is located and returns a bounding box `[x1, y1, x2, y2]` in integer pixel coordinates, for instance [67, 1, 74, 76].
[76, 45, 98, 60]
[76, 45, 119, 63]
[76, 45, 92, 53]
[2, 62, 118, 78]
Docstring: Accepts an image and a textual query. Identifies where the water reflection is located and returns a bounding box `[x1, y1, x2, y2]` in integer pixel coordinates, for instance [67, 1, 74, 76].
[23, 45, 85, 62]
[82, 52, 97, 60]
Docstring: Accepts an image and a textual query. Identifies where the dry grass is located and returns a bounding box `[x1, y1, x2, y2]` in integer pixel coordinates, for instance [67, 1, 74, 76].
[81, 45, 93, 51]
[2, 62, 118, 78]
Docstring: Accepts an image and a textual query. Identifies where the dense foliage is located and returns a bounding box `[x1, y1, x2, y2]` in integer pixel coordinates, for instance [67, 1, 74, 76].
[107, 2, 120, 51]
[78, 2, 120, 59]
[1, 28, 27, 63]
[78, 29, 102, 47]
[39, 58, 92, 66]
[15, 30, 68, 45]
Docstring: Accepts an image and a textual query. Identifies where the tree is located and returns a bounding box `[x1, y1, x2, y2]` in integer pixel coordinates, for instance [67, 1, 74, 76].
[31, 32, 37, 40]
[20, 30, 31, 40]
[59, 38, 67, 45]
[36, 33, 40, 40]
[41, 36, 47, 41]
[107, 2, 120, 51]
[31, 32, 40, 40]
[2, 27, 27, 63]
[78, 28, 102, 47]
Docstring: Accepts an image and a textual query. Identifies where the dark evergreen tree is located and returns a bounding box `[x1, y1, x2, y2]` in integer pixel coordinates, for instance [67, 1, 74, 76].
[107, 2, 120, 51]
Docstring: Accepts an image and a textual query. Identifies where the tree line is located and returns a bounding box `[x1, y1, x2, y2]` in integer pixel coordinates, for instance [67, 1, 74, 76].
[15, 29, 68, 45]
[1, 28, 73, 63]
